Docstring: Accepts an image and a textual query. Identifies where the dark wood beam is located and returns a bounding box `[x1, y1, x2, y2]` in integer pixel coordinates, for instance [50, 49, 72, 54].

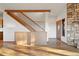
[5, 10, 50, 12]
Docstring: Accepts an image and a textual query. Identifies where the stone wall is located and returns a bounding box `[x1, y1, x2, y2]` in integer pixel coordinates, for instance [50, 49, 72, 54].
[67, 3, 79, 47]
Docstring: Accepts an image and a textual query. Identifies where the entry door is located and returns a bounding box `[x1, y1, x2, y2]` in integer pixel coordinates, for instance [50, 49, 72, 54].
[0, 32, 3, 46]
[56, 20, 62, 40]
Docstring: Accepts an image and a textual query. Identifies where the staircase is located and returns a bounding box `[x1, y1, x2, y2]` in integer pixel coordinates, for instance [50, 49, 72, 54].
[23, 12, 45, 30]
[6, 11, 45, 32]
[5, 10, 50, 46]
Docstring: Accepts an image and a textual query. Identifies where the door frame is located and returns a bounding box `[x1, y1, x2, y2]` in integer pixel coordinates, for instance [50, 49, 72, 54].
[56, 20, 62, 40]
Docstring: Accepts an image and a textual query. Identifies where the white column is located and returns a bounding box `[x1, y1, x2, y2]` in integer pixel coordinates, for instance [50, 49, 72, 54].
[45, 12, 49, 42]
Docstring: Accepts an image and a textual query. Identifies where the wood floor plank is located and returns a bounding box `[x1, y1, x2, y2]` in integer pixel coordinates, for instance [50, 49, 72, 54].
[5, 44, 61, 56]
[0, 47, 28, 56]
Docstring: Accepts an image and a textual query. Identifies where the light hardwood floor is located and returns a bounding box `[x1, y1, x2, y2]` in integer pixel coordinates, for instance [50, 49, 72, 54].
[0, 40, 79, 56]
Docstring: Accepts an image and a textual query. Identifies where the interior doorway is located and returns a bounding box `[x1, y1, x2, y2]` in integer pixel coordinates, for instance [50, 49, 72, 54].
[56, 20, 62, 40]
[56, 18, 65, 41]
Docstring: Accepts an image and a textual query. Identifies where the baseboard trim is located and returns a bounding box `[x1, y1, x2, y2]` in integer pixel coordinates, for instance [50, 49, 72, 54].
[48, 38, 56, 39]
[4, 41, 16, 43]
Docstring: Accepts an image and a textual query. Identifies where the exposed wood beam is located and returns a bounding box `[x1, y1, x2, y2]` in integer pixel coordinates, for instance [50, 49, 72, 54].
[6, 12, 36, 31]
[5, 10, 50, 12]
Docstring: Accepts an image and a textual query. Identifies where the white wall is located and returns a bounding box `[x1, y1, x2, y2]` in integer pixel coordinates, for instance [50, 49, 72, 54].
[47, 18, 56, 38]
[3, 12, 29, 41]
[45, 13, 56, 39]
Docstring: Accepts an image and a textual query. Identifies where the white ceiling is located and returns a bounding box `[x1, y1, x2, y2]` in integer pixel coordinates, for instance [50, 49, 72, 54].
[0, 3, 66, 17]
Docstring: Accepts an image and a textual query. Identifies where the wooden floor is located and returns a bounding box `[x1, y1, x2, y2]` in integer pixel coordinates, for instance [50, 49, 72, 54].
[0, 40, 79, 56]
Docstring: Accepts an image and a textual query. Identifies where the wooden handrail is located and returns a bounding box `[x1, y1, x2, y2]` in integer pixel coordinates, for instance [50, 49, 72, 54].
[6, 12, 36, 31]
[20, 12, 45, 31]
